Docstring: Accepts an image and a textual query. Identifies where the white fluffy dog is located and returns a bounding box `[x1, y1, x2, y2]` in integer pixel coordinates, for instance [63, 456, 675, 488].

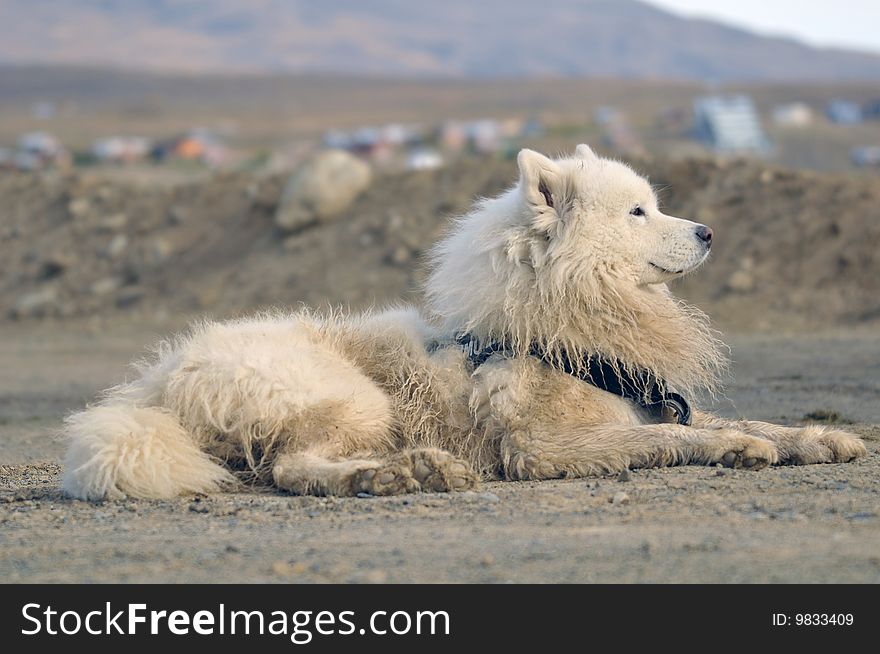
[62, 145, 866, 500]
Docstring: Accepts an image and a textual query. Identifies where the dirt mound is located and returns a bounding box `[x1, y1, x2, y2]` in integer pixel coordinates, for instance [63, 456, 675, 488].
[640, 158, 880, 329]
[1, 156, 878, 330]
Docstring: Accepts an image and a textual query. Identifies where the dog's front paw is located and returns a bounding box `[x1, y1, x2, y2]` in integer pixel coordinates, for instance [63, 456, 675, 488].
[350, 449, 479, 495]
[714, 431, 778, 470]
[470, 357, 526, 426]
[400, 448, 479, 492]
[779, 426, 867, 465]
[821, 429, 868, 463]
[352, 463, 420, 496]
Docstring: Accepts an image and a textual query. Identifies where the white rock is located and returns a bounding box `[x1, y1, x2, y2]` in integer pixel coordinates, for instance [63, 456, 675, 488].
[68, 197, 91, 218]
[276, 150, 372, 231]
[611, 491, 631, 505]
[105, 234, 128, 259]
[90, 277, 122, 296]
[11, 287, 57, 318]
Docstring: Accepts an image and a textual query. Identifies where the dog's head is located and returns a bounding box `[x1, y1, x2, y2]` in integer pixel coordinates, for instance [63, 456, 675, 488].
[516, 144, 712, 286]
[426, 144, 726, 395]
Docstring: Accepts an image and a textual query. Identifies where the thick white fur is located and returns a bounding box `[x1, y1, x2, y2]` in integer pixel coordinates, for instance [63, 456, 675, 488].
[62, 145, 867, 500]
[64, 406, 234, 500]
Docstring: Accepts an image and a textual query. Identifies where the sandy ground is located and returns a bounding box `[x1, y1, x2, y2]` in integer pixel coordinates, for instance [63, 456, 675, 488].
[1, 324, 878, 583]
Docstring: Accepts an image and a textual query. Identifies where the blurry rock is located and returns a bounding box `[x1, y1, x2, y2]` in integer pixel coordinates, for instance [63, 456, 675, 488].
[356, 569, 388, 584]
[11, 287, 57, 319]
[727, 269, 755, 293]
[611, 491, 630, 505]
[390, 246, 413, 265]
[168, 206, 188, 225]
[105, 234, 128, 259]
[387, 210, 405, 230]
[97, 213, 128, 232]
[271, 560, 294, 577]
[67, 197, 91, 218]
[38, 258, 67, 280]
[276, 150, 371, 232]
[150, 238, 173, 264]
[116, 288, 145, 308]
[90, 277, 122, 296]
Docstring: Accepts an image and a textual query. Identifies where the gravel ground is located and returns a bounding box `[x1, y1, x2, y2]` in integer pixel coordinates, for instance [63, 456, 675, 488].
[1, 325, 879, 583]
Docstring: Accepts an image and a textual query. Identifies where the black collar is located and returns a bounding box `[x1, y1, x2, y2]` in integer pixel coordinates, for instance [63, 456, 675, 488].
[455, 333, 692, 426]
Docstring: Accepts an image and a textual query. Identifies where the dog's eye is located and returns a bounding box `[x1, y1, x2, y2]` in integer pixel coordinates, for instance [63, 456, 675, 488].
[630, 206, 645, 217]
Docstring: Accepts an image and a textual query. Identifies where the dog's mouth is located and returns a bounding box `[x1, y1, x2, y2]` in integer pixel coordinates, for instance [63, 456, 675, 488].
[649, 262, 684, 275]
[650, 251, 710, 277]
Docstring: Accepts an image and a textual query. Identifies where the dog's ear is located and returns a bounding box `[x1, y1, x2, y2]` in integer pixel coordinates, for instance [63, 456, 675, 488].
[575, 144, 598, 162]
[517, 148, 562, 216]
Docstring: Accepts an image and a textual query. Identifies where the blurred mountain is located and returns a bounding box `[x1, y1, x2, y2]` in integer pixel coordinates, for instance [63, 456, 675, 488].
[0, 0, 879, 81]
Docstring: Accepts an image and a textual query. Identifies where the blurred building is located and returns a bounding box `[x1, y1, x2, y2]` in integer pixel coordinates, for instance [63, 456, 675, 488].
[438, 121, 468, 151]
[322, 123, 424, 164]
[437, 118, 534, 154]
[862, 98, 880, 121]
[406, 148, 444, 171]
[693, 95, 770, 154]
[11, 131, 70, 170]
[468, 120, 502, 154]
[92, 136, 152, 163]
[772, 102, 814, 127]
[151, 129, 228, 167]
[826, 100, 863, 124]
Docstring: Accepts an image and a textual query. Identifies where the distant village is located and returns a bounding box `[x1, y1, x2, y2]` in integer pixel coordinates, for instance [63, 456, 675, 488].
[2, 93, 880, 173]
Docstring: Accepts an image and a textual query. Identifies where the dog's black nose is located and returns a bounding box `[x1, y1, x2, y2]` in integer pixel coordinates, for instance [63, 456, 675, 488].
[695, 225, 713, 247]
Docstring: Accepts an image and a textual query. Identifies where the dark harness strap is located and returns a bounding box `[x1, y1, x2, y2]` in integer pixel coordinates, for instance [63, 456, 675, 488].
[456, 334, 692, 426]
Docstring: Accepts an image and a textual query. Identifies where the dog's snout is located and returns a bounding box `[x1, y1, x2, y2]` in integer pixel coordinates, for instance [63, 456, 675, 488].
[695, 225, 713, 248]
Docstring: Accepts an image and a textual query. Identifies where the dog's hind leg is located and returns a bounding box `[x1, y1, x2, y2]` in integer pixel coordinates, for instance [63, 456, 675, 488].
[692, 411, 866, 464]
[272, 448, 390, 496]
[500, 423, 779, 480]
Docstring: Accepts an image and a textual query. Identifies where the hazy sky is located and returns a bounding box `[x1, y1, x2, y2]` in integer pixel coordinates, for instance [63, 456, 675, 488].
[645, 0, 880, 54]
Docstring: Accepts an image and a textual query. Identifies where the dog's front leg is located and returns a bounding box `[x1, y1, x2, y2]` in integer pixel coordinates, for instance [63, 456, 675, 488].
[692, 411, 866, 465]
[473, 355, 778, 479]
[499, 423, 779, 480]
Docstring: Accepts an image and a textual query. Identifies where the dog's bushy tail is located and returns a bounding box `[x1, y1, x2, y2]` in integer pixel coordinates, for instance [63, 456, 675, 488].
[62, 404, 233, 500]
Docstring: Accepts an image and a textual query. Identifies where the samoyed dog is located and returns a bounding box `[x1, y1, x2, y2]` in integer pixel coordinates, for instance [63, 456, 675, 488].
[62, 145, 866, 500]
